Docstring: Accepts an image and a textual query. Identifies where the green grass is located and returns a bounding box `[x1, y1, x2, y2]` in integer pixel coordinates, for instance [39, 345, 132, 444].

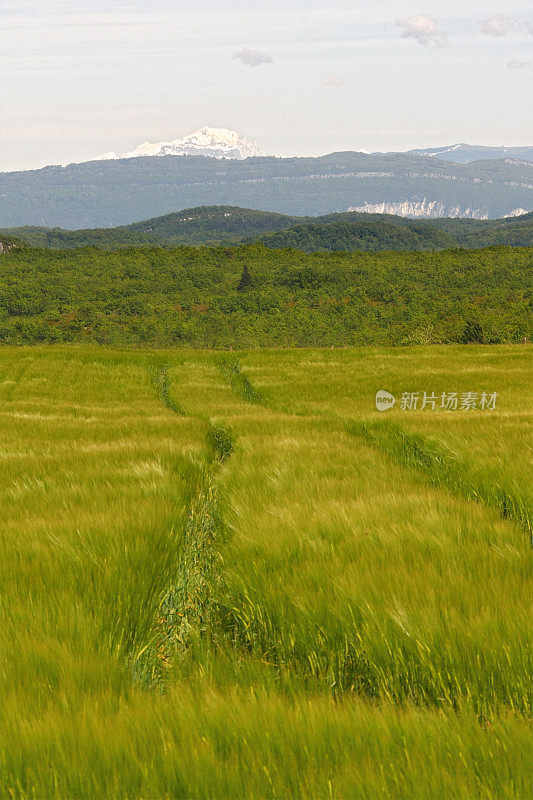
[0, 345, 531, 798]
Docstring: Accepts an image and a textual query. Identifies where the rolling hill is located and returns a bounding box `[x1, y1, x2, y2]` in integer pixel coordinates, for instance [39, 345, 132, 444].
[254, 211, 533, 251]
[3, 207, 532, 253]
[430, 212, 533, 248]
[2, 207, 300, 249]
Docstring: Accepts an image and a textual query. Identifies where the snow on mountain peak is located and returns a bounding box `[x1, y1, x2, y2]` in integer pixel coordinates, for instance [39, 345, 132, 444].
[94, 151, 119, 161]
[92, 126, 260, 162]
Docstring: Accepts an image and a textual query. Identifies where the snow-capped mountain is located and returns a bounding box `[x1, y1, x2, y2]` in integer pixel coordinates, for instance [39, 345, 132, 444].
[94, 126, 260, 161]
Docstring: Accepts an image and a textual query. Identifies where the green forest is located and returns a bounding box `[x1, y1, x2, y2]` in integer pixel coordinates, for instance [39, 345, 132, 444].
[252, 213, 533, 252]
[2, 206, 532, 252]
[0, 243, 530, 347]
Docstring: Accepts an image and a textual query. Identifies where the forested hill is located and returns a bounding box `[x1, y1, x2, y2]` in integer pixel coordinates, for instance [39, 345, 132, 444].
[0, 244, 530, 347]
[3, 207, 300, 249]
[3, 207, 532, 252]
[431, 213, 533, 248]
[254, 212, 533, 251]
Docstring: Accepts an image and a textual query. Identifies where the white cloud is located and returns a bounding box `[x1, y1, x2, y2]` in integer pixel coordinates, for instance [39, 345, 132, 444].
[322, 74, 344, 87]
[395, 15, 448, 46]
[478, 15, 533, 38]
[478, 14, 511, 36]
[507, 58, 530, 69]
[234, 47, 273, 67]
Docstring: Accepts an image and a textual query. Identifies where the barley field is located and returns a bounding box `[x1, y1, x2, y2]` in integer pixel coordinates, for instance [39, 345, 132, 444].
[0, 345, 531, 799]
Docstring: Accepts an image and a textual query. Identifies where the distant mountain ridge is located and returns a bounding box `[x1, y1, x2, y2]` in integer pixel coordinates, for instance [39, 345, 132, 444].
[398, 143, 533, 164]
[90, 128, 532, 166]
[1, 150, 531, 228]
[3, 206, 532, 252]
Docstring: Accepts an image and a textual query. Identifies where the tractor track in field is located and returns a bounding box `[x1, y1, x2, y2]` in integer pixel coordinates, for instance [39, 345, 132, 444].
[133, 364, 235, 687]
[134, 358, 530, 704]
[346, 418, 532, 545]
[141, 362, 382, 699]
[218, 358, 532, 543]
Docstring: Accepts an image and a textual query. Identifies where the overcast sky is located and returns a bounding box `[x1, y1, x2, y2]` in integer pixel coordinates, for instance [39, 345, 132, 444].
[1, 0, 532, 171]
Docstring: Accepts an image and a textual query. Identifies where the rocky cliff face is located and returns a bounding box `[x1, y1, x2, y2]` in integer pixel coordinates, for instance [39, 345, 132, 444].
[348, 199, 490, 219]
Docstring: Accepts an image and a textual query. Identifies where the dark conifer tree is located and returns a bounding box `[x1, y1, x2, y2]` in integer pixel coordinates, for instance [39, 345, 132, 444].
[237, 264, 253, 291]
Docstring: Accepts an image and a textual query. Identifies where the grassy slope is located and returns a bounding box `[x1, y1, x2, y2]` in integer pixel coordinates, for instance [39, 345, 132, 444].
[2, 207, 532, 250]
[0, 345, 531, 798]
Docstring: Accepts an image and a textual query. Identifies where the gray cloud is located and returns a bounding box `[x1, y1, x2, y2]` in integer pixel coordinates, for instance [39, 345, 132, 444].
[478, 14, 511, 36]
[507, 58, 530, 69]
[322, 74, 344, 87]
[234, 47, 273, 67]
[396, 14, 448, 46]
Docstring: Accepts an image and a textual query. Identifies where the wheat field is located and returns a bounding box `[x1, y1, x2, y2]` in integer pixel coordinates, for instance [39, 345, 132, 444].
[0, 345, 531, 799]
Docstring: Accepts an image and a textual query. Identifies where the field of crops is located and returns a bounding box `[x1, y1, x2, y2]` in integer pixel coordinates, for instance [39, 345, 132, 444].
[1, 345, 531, 798]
